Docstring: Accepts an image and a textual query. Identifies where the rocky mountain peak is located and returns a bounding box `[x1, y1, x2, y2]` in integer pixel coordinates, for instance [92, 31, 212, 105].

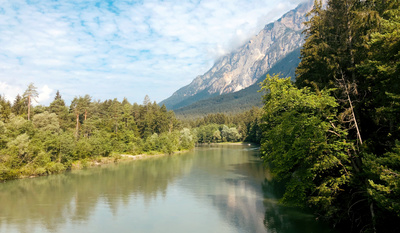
[161, 0, 314, 110]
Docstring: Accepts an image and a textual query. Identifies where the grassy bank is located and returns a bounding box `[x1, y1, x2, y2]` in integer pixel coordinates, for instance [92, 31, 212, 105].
[0, 150, 189, 182]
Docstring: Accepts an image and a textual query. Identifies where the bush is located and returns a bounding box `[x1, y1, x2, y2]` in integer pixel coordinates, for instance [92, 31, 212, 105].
[45, 162, 66, 174]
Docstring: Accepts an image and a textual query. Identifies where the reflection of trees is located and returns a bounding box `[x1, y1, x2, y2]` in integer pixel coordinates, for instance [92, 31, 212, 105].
[262, 179, 337, 233]
[0, 145, 337, 233]
[186, 145, 269, 233]
[193, 145, 336, 233]
[0, 153, 194, 233]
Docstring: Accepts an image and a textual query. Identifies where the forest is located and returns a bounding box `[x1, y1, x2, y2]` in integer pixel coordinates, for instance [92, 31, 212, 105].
[0, 0, 399, 232]
[0, 86, 262, 182]
[259, 0, 399, 232]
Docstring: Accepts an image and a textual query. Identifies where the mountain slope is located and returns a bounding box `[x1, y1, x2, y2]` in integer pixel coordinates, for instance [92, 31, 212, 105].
[174, 48, 301, 117]
[161, 0, 312, 110]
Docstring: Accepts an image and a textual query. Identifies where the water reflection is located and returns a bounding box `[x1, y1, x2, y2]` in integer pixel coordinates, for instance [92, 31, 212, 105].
[0, 153, 194, 233]
[183, 145, 268, 233]
[0, 145, 335, 233]
[261, 174, 337, 233]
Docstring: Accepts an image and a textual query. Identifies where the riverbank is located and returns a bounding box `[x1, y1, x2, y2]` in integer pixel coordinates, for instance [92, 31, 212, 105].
[71, 150, 188, 170]
[1, 143, 255, 182]
[196, 142, 258, 146]
[0, 150, 189, 182]
[72, 143, 259, 170]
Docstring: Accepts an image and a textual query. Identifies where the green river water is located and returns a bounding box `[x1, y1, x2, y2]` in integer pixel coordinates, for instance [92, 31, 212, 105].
[0, 144, 336, 233]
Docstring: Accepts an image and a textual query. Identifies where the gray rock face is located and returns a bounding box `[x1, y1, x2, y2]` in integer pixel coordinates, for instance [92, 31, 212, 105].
[161, 0, 313, 110]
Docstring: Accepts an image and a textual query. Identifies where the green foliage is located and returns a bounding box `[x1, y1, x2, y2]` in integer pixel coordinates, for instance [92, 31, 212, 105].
[49, 90, 69, 129]
[0, 90, 195, 181]
[260, 74, 353, 215]
[194, 124, 221, 143]
[364, 141, 400, 218]
[179, 128, 195, 150]
[32, 111, 60, 133]
[221, 125, 241, 142]
[0, 95, 12, 121]
[288, 0, 400, 231]
[11, 94, 26, 117]
[183, 107, 263, 144]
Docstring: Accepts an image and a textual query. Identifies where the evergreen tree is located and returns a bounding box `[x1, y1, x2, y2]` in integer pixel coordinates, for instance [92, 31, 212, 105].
[293, 0, 400, 231]
[49, 91, 69, 129]
[11, 94, 25, 116]
[22, 83, 39, 121]
[70, 95, 91, 138]
[357, 1, 400, 151]
[296, 0, 333, 88]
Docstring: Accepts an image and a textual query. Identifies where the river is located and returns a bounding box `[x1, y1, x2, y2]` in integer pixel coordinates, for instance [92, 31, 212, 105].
[0, 144, 336, 233]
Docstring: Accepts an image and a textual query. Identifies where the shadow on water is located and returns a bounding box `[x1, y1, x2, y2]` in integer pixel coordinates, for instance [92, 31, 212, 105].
[262, 178, 337, 233]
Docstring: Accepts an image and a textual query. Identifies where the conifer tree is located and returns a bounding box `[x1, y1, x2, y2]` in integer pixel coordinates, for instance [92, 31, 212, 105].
[49, 91, 69, 129]
[23, 83, 39, 121]
[11, 94, 25, 116]
[70, 95, 91, 138]
[293, 0, 400, 231]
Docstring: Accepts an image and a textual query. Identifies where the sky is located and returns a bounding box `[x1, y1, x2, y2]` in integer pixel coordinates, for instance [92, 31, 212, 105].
[0, 0, 305, 106]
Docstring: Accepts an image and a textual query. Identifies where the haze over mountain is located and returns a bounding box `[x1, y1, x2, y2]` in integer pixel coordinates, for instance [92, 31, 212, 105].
[161, 0, 313, 111]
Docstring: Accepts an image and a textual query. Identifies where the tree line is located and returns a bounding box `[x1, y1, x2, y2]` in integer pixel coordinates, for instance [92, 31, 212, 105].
[259, 0, 399, 232]
[0, 86, 263, 181]
[0, 88, 199, 181]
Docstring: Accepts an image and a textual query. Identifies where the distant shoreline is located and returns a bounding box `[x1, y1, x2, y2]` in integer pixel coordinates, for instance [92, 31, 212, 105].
[2, 144, 257, 182]
[70, 150, 189, 170]
[197, 142, 257, 146]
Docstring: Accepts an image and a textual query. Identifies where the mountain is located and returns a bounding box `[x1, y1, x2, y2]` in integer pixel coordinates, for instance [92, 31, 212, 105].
[174, 48, 301, 118]
[161, 0, 313, 110]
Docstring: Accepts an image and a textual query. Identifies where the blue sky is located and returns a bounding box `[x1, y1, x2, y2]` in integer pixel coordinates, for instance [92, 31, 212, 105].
[0, 0, 305, 106]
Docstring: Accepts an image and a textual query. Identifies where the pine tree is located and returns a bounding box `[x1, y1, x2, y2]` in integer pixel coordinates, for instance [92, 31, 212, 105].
[296, 0, 334, 88]
[294, 1, 400, 231]
[23, 83, 39, 121]
[11, 94, 25, 116]
[49, 91, 69, 129]
[70, 95, 91, 138]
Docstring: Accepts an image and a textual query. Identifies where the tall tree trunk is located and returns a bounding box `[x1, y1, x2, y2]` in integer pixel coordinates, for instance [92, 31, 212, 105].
[75, 113, 79, 138]
[27, 95, 31, 121]
[341, 73, 363, 145]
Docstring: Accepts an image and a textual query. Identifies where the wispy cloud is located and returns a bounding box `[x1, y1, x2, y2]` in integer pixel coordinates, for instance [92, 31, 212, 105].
[0, 0, 305, 105]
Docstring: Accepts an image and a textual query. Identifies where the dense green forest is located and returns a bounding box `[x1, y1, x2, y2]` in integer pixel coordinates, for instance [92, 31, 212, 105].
[184, 107, 263, 144]
[0, 85, 262, 181]
[0, 89, 199, 181]
[259, 0, 399, 232]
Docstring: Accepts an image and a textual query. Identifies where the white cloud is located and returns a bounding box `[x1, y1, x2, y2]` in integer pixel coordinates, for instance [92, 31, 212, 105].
[37, 85, 53, 105]
[0, 0, 308, 105]
[0, 82, 23, 103]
